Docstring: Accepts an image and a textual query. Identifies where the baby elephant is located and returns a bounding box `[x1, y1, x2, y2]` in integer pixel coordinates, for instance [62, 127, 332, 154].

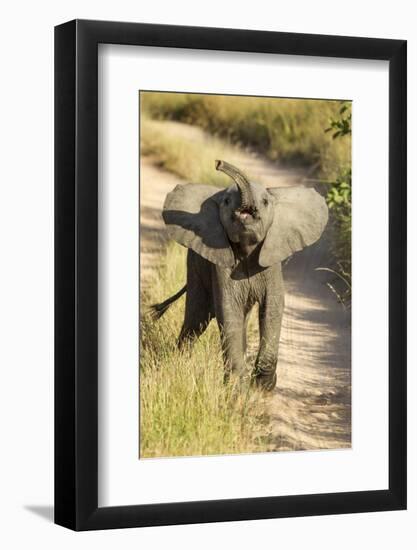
[152, 160, 328, 391]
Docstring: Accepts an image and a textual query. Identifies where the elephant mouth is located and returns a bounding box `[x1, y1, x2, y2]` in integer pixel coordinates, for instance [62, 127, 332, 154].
[234, 206, 258, 225]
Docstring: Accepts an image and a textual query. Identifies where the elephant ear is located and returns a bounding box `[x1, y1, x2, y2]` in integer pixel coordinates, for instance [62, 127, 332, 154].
[259, 187, 329, 267]
[162, 183, 235, 267]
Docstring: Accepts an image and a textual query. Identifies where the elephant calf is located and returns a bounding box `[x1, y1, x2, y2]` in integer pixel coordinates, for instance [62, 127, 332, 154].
[152, 160, 328, 391]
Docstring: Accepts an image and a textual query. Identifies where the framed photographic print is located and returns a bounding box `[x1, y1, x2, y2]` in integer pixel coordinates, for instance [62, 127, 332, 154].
[55, 19, 407, 530]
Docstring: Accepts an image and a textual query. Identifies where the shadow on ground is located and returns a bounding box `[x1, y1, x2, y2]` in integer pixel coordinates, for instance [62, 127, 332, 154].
[24, 505, 54, 523]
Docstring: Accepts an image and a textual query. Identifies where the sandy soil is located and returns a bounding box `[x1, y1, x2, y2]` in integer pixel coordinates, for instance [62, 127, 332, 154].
[140, 121, 351, 451]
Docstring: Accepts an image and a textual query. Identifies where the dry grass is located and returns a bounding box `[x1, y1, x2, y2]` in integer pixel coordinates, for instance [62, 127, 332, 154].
[141, 92, 351, 180]
[141, 116, 246, 187]
[139, 242, 272, 458]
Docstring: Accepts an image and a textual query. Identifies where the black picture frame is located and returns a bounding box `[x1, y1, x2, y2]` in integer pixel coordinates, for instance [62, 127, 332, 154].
[55, 19, 407, 531]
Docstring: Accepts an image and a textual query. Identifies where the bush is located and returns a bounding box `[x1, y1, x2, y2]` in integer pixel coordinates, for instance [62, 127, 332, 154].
[322, 102, 352, 305]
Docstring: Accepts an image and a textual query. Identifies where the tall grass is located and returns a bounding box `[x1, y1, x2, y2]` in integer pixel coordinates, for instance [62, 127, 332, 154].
[141, 116, 291, 188]
[140, 242, 271, 458]
[141, 92, 351, 180]
[141, 117, 236, 187]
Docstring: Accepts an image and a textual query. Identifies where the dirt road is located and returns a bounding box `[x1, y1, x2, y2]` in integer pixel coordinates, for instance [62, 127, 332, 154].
[140, 121, 351, 452]
[140, 157, 185, 288]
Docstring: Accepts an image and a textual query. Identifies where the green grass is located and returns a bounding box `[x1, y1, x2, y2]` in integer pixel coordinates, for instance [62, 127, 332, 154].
[140, 242, 271, 458]
[141, 92, 351, 181]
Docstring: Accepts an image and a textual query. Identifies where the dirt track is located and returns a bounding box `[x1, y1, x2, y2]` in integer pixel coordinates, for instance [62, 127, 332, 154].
[140, 122, 351, 452]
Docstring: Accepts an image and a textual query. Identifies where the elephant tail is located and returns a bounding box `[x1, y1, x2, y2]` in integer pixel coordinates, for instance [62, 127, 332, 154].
[149, 285, 187, 320]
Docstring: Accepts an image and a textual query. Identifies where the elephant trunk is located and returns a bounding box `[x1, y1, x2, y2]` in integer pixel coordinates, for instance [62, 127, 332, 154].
[215, 160, 254, 210]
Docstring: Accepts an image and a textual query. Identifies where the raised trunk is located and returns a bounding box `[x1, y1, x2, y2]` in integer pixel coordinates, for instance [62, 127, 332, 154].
[215, 160, 254, 209]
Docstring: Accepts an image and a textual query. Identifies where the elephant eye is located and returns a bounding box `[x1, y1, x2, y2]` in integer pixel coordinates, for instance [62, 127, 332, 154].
[263, 198, 269, 206]
[224, 197, 230, 206]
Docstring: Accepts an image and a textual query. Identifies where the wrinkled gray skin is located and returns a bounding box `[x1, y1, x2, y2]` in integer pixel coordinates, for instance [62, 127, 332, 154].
[156, 160, 328, 391]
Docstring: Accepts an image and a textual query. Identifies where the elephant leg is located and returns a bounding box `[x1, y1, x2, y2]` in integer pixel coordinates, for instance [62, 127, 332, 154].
[178, 251, 214, 349]
[216, 313, 246, 379]
[178, 296, 212, 348]
[242, 313, 250, 356]
[211, 264, 247, 380]
[253, 289, 285, 391]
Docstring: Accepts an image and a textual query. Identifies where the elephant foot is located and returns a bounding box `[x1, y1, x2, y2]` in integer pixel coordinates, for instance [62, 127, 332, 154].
[253, 371, 277, 392]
